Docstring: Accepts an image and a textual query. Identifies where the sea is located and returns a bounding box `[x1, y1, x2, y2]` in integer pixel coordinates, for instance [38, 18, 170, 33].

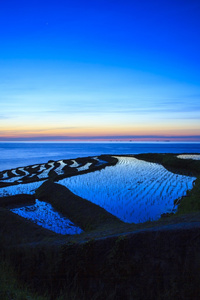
[0, 142, 200, 172]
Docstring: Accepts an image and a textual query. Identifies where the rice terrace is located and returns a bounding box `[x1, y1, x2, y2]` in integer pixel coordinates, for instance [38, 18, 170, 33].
[1, 153, 200, 299]
[1, 0, 200, 298]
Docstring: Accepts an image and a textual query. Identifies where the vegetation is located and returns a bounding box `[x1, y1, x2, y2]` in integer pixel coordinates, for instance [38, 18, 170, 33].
[176, 177, 200, 214]
[134, 153, 200, 215]
[0, 153, 200, 299]
[0, 259, 48, 300]
[134, 153, 200, 176]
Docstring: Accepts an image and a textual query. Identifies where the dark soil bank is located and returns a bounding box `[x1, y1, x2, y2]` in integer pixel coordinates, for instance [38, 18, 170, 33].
[0, 194, 35, 208]
[35, 180, 123, 231]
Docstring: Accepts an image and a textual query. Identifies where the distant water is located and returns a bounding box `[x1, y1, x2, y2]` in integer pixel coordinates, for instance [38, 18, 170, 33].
[0, 142, 200, 172]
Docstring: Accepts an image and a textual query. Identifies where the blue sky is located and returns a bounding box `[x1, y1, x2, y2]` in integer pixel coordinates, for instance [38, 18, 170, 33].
[0, 0, 200, 141]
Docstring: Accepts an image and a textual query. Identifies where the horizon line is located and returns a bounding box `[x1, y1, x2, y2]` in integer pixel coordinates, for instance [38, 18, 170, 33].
[0, 135, 200, 142]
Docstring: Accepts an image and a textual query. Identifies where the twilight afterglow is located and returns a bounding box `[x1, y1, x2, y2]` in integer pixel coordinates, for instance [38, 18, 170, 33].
[0, 1, 200, 142]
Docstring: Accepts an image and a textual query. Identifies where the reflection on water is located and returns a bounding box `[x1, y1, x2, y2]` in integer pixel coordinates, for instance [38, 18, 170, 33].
[59, 157, 196, 223]
[1, 142, 200, 171]
[11, 199, 83, 235]
[177, 154, 200, 160]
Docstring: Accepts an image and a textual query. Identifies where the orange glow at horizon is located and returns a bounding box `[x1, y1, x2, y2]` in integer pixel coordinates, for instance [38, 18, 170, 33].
[1, 113, 200, 141]
[1, 125, 200, 141]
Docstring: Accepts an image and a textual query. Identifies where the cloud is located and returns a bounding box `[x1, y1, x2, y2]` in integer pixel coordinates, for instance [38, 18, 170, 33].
[0, 114, 9, 119]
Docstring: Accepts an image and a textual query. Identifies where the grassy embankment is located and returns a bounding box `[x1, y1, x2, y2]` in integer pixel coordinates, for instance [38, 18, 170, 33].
[134, 153, 200, 215]
[0, 260, 48, 300]
[1, 153, 200, 299]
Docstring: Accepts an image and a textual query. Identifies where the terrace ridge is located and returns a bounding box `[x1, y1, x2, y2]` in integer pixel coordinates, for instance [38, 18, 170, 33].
[35, 180, 123, 231]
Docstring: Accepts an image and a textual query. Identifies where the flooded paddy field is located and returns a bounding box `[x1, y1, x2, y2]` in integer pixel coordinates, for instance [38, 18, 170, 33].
[0, 154, 197, 230]
[177, 154, 200, 160]
[11, 199, 83, 235]
[0, 155, 113, 187]
[0, 156, 115, 235]
[59, 156, 196, 223]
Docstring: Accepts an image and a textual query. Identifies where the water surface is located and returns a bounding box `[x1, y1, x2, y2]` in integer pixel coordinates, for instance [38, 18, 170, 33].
[59, 157, 195, 223]
[0, 142, 200, 171]
[11, 199, 83, 235]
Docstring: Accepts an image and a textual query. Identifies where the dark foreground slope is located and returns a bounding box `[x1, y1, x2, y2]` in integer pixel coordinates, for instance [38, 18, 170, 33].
[2, 216, 200, 300]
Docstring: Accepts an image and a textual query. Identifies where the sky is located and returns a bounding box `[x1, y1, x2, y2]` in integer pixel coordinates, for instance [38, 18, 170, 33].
[0, 0, 200, 142]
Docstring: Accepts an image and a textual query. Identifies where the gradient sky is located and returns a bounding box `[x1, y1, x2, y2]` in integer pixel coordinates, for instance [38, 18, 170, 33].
[0, 0, 200, 141]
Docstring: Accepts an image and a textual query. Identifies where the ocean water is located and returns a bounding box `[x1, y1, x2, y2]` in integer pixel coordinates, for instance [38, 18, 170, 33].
[0, 142, 200, 172]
